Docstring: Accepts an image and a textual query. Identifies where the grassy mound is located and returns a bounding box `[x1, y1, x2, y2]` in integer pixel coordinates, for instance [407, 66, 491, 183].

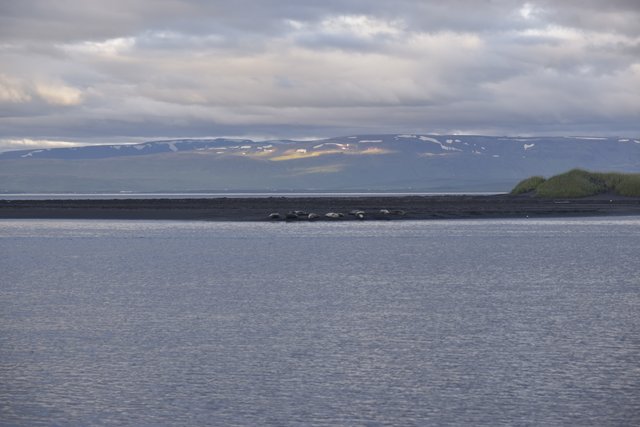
[511, 169, 640, 198]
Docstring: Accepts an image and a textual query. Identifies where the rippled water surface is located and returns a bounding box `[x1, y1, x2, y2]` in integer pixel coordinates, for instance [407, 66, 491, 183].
[1, 218, 639, 426]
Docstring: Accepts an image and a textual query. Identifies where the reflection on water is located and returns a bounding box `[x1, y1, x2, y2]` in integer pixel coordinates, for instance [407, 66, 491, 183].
[1, 218, 639, 426]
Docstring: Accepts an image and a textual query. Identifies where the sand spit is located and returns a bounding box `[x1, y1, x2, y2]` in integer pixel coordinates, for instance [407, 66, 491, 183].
[1, 195, 640, 221]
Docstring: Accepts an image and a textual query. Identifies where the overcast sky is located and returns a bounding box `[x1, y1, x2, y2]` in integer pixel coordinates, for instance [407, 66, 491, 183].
[1, 0, 639, 150]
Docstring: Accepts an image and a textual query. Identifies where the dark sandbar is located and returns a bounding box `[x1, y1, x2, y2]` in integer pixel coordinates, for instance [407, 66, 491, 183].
[1, 194, 640, 221]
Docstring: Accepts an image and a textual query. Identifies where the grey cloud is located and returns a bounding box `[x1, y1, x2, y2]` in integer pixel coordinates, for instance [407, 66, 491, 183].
[0, 0, 638, 148]
[0, 1, 587, 43]
[3, 1, 639, 40]
[537, 0, 640, 36]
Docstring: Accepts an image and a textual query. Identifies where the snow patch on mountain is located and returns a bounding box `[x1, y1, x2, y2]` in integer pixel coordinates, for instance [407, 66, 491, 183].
[21, 150, 44, 158]
[418, 136, 462, 152]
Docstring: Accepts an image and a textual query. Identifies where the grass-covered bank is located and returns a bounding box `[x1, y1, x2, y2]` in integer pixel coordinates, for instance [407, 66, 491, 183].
[511, 169, 640, 198]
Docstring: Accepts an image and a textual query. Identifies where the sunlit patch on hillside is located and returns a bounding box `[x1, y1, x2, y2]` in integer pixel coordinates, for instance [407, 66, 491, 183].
[419, 152, 456, 157]
[270, 149, 343, 161]
[289, 164, 345, 176]
[245, 149, 276, 158]
[347, 147, 394, 155]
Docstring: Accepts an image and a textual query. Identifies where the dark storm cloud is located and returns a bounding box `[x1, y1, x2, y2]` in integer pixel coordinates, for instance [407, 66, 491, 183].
[0, 1, 638, 150]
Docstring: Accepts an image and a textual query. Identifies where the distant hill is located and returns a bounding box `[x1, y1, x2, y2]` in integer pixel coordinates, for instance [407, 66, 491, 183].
[1, 134, 639, 193]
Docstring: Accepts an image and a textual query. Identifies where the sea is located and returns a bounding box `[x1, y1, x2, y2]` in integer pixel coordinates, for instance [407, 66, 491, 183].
[0, 192, 502, 200]
[1, 217, 638, 426]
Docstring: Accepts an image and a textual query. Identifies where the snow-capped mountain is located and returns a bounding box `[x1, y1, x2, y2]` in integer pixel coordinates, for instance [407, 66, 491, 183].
[0, 138, 275, 159]
[1, 134, 638, 192]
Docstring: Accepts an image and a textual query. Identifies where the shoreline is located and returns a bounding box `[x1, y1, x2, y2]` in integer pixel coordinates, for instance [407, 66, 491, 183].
[1, 195, 640, 221]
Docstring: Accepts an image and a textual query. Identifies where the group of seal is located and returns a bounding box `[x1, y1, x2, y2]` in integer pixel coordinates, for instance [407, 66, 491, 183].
[268, 211, 337, 221]
[268, 209, 406, 221]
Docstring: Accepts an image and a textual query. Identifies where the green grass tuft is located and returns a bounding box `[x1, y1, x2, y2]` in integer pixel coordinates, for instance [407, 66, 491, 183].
[597, 172, 640, 197]
[536, 169, 606, 198]
[511, 169, 640, 198]
[510, 176, 545, 195]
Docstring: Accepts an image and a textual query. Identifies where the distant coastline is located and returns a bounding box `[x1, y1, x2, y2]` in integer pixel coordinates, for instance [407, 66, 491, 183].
[1, 194, 639, 221]
[3, 135, 638, 195]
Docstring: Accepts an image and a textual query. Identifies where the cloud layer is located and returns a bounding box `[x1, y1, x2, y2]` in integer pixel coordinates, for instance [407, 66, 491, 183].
[1, 0, 639, 150]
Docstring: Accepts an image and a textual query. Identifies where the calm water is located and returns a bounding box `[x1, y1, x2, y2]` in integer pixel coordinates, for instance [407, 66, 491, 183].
[0, 192, 502, 200]
[1, 218, 639, 426]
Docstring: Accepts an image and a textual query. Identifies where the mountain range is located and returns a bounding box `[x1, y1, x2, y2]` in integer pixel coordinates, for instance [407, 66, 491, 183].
[1, 134, 639, 193]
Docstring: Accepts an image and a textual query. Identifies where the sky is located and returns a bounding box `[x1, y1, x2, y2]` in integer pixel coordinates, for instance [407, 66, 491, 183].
[1, 0, 639, 151]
